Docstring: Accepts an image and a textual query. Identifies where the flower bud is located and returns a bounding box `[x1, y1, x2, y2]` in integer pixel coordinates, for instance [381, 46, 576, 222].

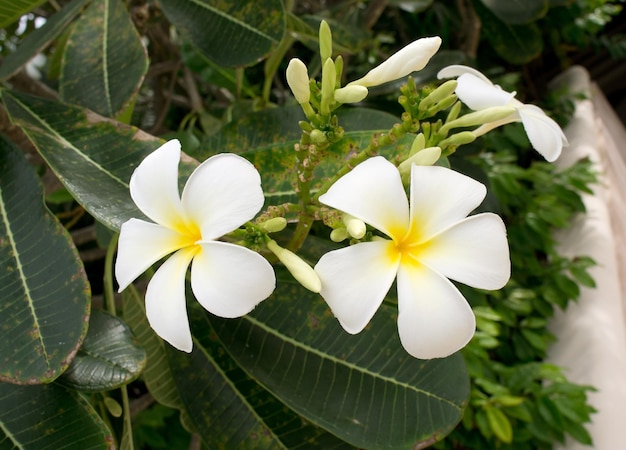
[319, 20, 333, 63]
[330, 227, 349, 242]
[309, 129, 327, 144]
[399, 147, 442, 179]
[258, 217, 287, 233]
[320, 57, 336, 115]
[342, 214, 366, 239]
[409, 133, 426, 156]
[347, 36, 442, 88]
[334, 85, 369, 104]
[286, 58, 310, 104]
[267, 240, 322, 293]
[419, 79, 457, 110]
[440, 106, 516, 135]
[438, 131, 476, 148]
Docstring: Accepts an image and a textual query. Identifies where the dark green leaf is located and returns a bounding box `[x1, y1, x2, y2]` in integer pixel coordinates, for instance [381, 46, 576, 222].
[0, 0, 48, 30]
[0, 90, 173, 231]
[159, 0, 285, 67]
[478, 0, 548, 24]
[58, 309, 146, 392]
[60, 0, 148, 117]
[0, 382, 114, 449]
[0, 0, 90, 81]
[211, 267, 469, 449]
[0, 136, 90, 384]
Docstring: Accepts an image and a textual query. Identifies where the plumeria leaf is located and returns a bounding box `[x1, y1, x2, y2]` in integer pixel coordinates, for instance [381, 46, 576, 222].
[58, 309, 146, 392]
[0, 382, 114, 449]
[0, 0, 90, 81]
[0, 0, 48, 29]
[478, 0, 548, 24]
[201, 106, 414, 208]
[159, 0, 285, 67]
[211, 262, 469, 448]
[0, 90, 196, 231]
[60, 0, 148, 118]
[477, 2, 543, 64]
[0, 136, 90, 384]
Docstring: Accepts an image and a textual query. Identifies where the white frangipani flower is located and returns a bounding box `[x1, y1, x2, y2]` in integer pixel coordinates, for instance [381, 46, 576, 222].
[115, 139, 276, 352]
[315, 157, 510, 359]
[437, 65, 567, 162]
[347, 37, 442, 88]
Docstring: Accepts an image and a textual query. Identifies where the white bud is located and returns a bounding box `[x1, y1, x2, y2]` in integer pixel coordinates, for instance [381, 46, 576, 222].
[330, 228, 349, 242]
[398, 147, 442, 178]
[334, 85, 369, 104]
[347, 37, 442, 88]
[342, 214, 366, 239]
[267, 240, 321, 293]
[286, 58, 310, 104]
[258, 217, 287, 233]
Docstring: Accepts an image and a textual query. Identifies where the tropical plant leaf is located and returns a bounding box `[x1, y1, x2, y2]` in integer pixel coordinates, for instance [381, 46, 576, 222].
[478, 0, 548, 25]
[159, 0, 285, 67]
[477, 1, 544, 64]
[58, 309, 146, 392]
[0, 382, 114, 449]
[201, 106, 414, 208]
[0, 90, 190, 231]
[60, 0, 148, 118]
[0, 0, 90, 81]
[211, 265, 470, 449]
[0, 136, 90, 384]
[0, 0, 48, 30]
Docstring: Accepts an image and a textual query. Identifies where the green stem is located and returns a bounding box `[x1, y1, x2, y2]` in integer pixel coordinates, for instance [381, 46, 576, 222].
[104, 233, 119, 316]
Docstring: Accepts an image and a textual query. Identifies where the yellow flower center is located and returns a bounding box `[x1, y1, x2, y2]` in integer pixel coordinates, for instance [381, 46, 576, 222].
[390, 221, 430, 268]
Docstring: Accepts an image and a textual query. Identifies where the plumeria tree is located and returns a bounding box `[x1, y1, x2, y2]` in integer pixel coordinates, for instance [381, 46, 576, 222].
[0, 1, 600, 449]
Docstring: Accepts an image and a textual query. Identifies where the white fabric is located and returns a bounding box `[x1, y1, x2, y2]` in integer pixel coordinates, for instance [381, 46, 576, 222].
[546, 66, 626, 450]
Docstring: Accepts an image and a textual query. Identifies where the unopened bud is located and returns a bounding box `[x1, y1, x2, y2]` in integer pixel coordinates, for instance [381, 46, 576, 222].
[320, 58, 336, 115]
[440, 106, 516, 134]
[334, 85, 369, 104]
[342, 214, 366, 239]
[319, 20, 333, 63]
[419, 80, 458, 110]
[267, 240, 322, 293]
[330, 227, 349, 242]
[310, 129, 327, 144]
[409, 133, 426, 156]
[258, 217, 287, 233]
[438, 131, 476, 148]
[399, 147, 442, 179]
[286, 58, 311, 104]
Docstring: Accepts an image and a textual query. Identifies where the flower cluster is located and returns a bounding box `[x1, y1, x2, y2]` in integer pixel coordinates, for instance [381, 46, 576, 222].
[116, 21, 566, 359]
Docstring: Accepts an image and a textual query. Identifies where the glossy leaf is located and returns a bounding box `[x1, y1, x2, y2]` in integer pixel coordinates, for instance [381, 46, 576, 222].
[0, 382, 114, 449]
[211, 266, 470, 449]
[479, 0, 548, 25]
[0, 0, 90, 81]
[0, 0, 48, 29]
[201, 106, 414, 207]
[58, 309, 146, 392]
[60, 0, 148, 117]
[0, 136, 90, 384]
[159, 0, 285, 67]
[0, 90, 181, 231]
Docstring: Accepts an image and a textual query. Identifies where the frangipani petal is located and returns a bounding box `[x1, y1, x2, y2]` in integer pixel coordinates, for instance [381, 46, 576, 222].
[408, 165, 486, 241]
[116, 218, 188, 291]
[182, 154, 264, 240]
[396, 263, 475, 359]
[349, 37, 441, 88]
[518, 105, 567, 162]
[191, 241, 275, 318]
[315, 240, 400, 334]
[437, 64, 492, 84]
[129, 139, 185, 230]
[319, 157, 409, 240]
[420, 214, 510, 290]
[145, 246, 197, 352]
[454, 73, 515, 110]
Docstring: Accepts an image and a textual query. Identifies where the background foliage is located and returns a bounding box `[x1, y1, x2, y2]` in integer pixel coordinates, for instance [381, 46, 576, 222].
[1, 0, 620, 448]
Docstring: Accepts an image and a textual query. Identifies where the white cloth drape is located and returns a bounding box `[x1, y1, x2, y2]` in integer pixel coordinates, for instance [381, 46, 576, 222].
[547, 66, 626, 450]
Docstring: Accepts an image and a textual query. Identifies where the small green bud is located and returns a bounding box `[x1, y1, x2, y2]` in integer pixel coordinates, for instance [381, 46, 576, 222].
[320, 58, 336, 115]
[258, 217, 287, 233]
[267, 240, 322, 293]
[330, 227, 349, 242]
[334, 85, 369, 104]
[319, 20, 333, 63]
[299, 121, 314, 132]
[409, 133, 426, 156]
[334, 55, 343, 85]
[440, 106, 516, 135]
[310, 129, 327, 144]
[426, 94, 458, 115]
[419, 80, 457, 110]
[438, 131, 476, 148]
